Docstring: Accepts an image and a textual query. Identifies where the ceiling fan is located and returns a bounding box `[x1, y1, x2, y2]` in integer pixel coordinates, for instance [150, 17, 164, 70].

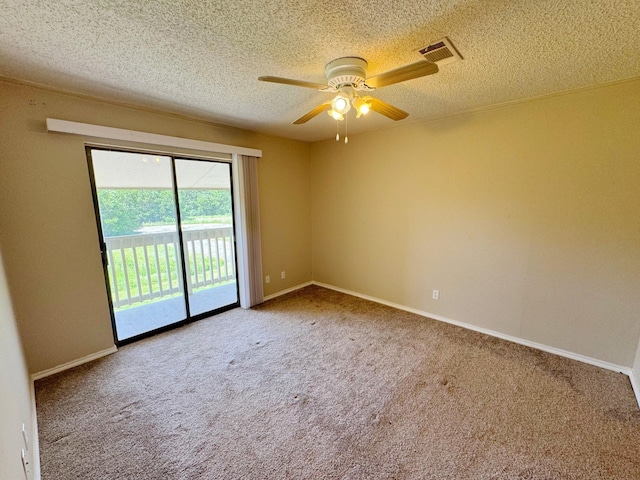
[258, 56, 439, 125]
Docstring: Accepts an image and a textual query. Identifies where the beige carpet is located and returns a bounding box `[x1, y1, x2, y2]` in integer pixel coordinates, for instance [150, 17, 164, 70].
[35, 285, 640, 479]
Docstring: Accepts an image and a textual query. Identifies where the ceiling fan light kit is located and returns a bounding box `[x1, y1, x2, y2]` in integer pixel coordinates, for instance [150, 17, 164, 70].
[352, 96, 371, 117]
[258, 40, 462, 139]
[330, 92, 351, 115]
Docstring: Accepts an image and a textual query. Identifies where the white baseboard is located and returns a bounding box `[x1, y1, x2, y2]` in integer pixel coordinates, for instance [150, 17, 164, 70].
[263, 281, 313, 302]
[29, 345, 117, 479]
[312, 281, 631, 377]
[29, 378, 41, 480]
[29, 345, 118, 480]
[630, 369, 640, 410]
[31, 345, 118, 381]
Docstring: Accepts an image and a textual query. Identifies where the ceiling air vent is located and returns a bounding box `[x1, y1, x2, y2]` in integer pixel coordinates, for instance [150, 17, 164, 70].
[419, 37, 463, 66]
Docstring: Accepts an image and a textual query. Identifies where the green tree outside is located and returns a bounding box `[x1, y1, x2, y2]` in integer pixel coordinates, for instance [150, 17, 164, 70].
[97, 189, 232, 236]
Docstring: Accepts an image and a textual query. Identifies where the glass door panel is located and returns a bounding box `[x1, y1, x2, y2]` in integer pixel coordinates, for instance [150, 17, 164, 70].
[175, 159, 239, 316]
[90, 149, 186, 342]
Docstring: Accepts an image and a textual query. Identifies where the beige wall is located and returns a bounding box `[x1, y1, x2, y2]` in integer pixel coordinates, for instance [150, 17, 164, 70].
[1, 75, 637, 374]
[311, 79, 640, 367]
[0, 80, 312, 373]
[0, 245, 35, 480]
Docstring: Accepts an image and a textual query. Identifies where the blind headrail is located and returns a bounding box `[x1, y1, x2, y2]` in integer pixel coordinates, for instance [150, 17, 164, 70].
[46, 118, 262, 158]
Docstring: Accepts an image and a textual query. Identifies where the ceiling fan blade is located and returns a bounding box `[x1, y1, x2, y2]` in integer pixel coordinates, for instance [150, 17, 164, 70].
[366, 97, 409, 121]
[366, 61, 439, 88]
[292, 103, 332, 124]
[259, 76, 327, 90]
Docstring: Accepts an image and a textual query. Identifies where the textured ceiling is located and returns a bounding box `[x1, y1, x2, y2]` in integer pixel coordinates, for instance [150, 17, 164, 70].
[1, 0, 639, 143]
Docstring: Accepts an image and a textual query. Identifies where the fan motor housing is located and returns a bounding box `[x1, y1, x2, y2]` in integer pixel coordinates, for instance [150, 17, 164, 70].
[325, 57, 368, 89]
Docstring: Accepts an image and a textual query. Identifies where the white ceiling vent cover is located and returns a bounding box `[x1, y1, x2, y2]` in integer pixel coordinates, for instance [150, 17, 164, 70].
[419, 37, 463, 66]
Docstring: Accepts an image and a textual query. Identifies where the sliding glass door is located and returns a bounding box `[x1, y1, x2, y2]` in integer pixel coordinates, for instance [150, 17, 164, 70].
[175, 159, 238, 316]
[88, 148, 239, 344]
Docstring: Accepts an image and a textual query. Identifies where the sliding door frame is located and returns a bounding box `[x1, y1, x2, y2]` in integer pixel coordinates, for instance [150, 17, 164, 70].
[86, 145, 240, 346]
[173, 156, 241, 322]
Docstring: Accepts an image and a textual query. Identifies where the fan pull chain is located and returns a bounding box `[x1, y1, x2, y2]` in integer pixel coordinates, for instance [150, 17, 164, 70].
[335, 119, 340, 141]
[344, 112, 349, 144]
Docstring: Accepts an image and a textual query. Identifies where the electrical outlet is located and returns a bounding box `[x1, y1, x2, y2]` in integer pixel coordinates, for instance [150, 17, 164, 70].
[281, 271, 286, 279]
[432, 290, 440, 300]
[265, 275, 270, 284]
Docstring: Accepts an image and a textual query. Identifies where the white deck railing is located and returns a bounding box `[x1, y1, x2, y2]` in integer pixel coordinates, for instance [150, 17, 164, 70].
[104, 226, 235, 308]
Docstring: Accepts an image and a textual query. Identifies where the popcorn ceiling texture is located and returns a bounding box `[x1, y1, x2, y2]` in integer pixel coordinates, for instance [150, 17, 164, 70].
[1, 0, 639, 142]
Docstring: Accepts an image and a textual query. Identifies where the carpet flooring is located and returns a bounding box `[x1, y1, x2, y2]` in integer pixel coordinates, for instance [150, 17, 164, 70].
[35, 285, 640, 479]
